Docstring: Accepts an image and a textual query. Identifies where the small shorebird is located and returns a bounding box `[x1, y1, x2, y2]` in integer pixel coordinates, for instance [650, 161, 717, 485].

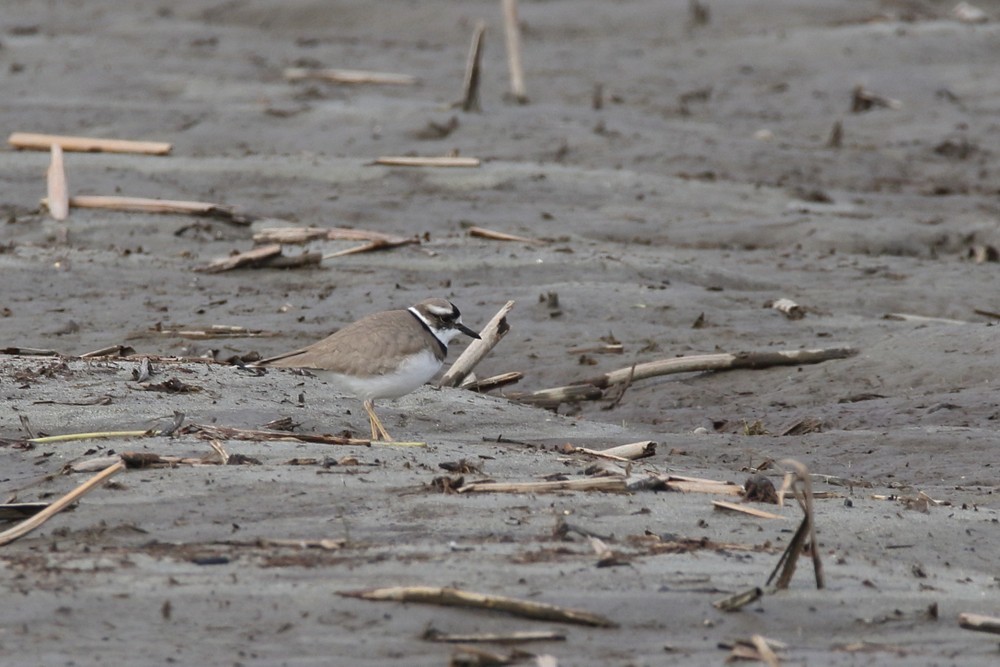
[258, 298, 480, 441]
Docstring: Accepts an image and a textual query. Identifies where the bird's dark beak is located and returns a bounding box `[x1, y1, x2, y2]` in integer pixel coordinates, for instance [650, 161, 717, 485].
[457, 322, 481, 339]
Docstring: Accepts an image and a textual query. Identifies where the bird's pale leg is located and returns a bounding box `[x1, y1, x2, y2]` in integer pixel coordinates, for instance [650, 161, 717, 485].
[364, 399, 393, 442]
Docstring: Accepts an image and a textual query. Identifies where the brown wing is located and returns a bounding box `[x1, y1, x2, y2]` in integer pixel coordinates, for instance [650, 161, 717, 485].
[260, 309, 443, 377]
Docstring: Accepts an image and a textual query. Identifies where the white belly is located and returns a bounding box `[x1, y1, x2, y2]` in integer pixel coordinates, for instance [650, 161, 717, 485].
[313, 348, 443, 400]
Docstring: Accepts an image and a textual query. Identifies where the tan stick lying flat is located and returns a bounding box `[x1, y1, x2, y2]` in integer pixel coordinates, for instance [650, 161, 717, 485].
[459, 478, 626, 494]
[583, 347, 857, 389]
[469, 226, 544, 244]
[374, 156, 481, 168]
[713, 586, 763, 612]
[713, 500, 785, 520]
[514, 347, 857, 405]
[884, 313, 971, 325]
[149, 325, 275, 340]
[40, 195, 251, 226]
[750, 634, 781, 667]
[460, 371, 524, 392]
[569, 441, 656, 462]
[9, 132, 172, 155]
[439, 300, 515, 387]
[502, 0, 529, 103]
[460, 21, 486, 112]
[42, 195, 226, 216]
[340, 585, 617, 628]
[958, 612, 1000, 635]
[0, 460, 125, 546]
[29, 430, 153, 444]
[283, 67, 417, 85]
[424, 629, 566, 643]
[46, 144, 69, 220]
[186, 423, 371, 447]
[253, 226, 417, 248]
[197, 244, 282, 273]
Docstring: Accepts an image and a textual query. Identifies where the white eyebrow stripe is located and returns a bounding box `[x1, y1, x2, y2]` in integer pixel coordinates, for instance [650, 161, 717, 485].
[425, 303, 456, 317]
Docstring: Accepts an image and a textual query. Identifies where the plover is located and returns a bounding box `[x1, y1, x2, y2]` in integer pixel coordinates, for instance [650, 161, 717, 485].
[259, 298, 479, 441]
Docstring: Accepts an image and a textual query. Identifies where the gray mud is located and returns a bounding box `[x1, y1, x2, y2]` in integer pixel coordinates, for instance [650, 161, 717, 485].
[1, 2, 999, 665]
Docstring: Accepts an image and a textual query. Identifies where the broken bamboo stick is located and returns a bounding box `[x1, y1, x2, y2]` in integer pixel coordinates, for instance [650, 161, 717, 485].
[514, 346, 857, 405]
[712, 500, 785, 520]
[46, 144, 69, 220]
[440, 300, 515, 387]
[374, 156, 480, 168]
[339, 585, 617, 628]
[252, 226, 417, 249]
[958, 612, 1000, 635]
[713, 586, 763, 612]
[501, 0, 529, 103]
[459, 477, 627, 494]
[460, 21, 486, 112]
[767, 459, 824, 590]
[570, 440, 656, 462]
[0, 460, 125, 546]
[41, 195, 228, 216]
[283, 67, 417, 85]
[469, 226, 544, 244]
[9, 132, 172, 155]
[459, 371, 524, 392]
[184, 423, 371, 447]
[424, 628, 566, 643]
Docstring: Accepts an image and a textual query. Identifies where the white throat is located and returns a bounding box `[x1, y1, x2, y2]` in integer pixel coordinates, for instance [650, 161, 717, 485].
[408, 306, 462, 348]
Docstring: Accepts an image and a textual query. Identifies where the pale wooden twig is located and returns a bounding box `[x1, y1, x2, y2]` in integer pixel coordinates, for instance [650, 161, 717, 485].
[459, 371, 524, 392]
[767, 459, 824, 590]
[9, 132, 172, 155]
[196, 246, 322, 273]
[439, 300, 515, 387]
[884, 313, 971, 325]
[29, 430, 154, 444]
[712, 500, 785, 520]
[43, 195, 230, 216]
[322, 242, 407, 259]
[374, 156, 480, 168]
[567, 343, 623, 355]
[339, 585, 617, 627]
[46, 144, 69, 220]
[149, 325, 275, 340]
[185, 423, 371, 446]
[459, 21, 486, 112]
[79, 344, 135, 358]
[196, 245, 281, 273]
[958, 612, 1000, 635]
[766, 298, 805, 320]
[501, 0, 529, 104]
[513, 347, 857, 405]
[252, 226, 417, 248]
[713, 586, 763, 612]
[424, 628, 566, 643]
[468, 226, 544, 244]
[459, 478, 627, 494]
[0, 460, 125, 546]
[570, 441, 655, 462]
[750, 634, 782, 667]
[283, 67, 417, 85]
[662, 479, 743, 495]
[626, 474, 743, 495]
